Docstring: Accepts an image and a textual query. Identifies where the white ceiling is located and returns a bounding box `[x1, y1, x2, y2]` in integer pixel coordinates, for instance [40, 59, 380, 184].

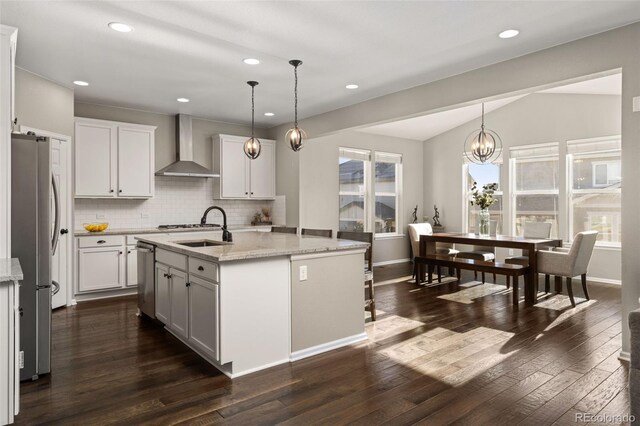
[1, 1, 637, 127]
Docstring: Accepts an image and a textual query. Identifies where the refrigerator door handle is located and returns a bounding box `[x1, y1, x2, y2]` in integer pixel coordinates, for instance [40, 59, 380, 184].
[51, 173, 61, 256]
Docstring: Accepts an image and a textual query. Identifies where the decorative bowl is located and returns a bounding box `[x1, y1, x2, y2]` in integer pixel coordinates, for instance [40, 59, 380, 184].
[83, 223, 109, 232]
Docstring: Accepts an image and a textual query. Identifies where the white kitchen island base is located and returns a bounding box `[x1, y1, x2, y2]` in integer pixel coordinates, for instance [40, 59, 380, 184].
[139, 231, 369, 378]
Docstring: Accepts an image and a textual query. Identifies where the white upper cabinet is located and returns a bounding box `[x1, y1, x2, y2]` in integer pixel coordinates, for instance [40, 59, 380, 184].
[75, 117, 155, 198]
[213, 134, 276, 200]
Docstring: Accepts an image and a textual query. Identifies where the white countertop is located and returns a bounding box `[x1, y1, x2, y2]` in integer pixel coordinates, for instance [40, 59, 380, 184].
[74, 224, 272, 236]
[0, 258, 23, 282]
[137, 231, 369, 262]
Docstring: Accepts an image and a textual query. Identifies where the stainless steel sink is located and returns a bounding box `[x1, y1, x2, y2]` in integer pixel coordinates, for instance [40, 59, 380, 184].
[174, 240, 229, 247]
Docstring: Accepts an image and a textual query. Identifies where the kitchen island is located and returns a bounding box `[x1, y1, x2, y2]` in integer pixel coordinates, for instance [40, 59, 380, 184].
[136, 231, 369, 378]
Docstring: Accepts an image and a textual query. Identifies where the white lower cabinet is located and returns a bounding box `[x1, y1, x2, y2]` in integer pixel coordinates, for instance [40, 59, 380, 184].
[188, 275, 219, 361]
[169, 269, 189, 340]
[126, 246, 138, 287]
[77, 246, 124, 292]
[155, 263, 170, 325]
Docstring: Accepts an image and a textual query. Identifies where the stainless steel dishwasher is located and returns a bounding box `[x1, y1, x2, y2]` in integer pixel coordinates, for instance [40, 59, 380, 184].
[136, 242, 156, 318]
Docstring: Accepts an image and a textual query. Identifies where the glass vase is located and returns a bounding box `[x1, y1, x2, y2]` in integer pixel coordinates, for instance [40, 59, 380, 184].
[478, 208, 490, 237]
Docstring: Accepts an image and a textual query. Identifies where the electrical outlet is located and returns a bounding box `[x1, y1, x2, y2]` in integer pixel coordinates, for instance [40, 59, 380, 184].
[19, 351, 24, 369]
[509, 249, 514, 256]
[141, 212, 150, 219]
[96, 213, 106, 219]
[299, 265, 308, 281]
[633, 96, 640, 112]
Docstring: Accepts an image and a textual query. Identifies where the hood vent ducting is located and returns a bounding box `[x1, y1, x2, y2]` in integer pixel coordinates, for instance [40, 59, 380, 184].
[155, 114, 219, 178]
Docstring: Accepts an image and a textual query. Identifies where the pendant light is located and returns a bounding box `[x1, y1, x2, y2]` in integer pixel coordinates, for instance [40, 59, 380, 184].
[464, 103, 502, 164]
[244, 81, 261, 160]
[286, 59, 306, 152]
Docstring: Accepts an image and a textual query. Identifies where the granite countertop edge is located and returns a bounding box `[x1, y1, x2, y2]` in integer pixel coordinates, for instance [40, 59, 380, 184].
[74, 225, 273, 236]
[0, 258, 23, 282]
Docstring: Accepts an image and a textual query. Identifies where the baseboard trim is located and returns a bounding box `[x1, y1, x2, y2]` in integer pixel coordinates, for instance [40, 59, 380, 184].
[290, 332, 368, 362]
[588, 277, 621, 286]
[373, 258, 410, 267]
[619, 350, 630, 362]
[74, 289, 137, 302]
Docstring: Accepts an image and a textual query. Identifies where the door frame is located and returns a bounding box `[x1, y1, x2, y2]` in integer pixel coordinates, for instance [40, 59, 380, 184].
[16, 125, 74, 307]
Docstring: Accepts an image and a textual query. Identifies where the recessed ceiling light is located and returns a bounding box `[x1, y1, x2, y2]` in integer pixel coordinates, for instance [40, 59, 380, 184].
[498, 29, 519, 39]
[73, 81, 89, 86]
[176, 98, 190, 103]
[264, 112, 275, 117]
[108, 22, 133, 33]
[243, 58, 260, 65]
[345, 84, 359, 90]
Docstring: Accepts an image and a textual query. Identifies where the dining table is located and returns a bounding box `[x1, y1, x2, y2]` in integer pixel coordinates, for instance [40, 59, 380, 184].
[419, 233, 563, 306]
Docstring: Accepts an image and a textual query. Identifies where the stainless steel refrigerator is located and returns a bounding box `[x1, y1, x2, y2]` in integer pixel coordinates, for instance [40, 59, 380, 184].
[11, 133, 58, 381]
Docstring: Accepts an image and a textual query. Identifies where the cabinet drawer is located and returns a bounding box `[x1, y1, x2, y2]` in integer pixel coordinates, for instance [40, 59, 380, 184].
[78, 235, 124, 248]
[157, 248, 187, 271]
[189, 257, 219, 283]
[126, 235, 143, 245]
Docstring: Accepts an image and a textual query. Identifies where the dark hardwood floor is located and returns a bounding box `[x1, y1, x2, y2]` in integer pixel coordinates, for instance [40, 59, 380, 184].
[16, 264, 628, 425]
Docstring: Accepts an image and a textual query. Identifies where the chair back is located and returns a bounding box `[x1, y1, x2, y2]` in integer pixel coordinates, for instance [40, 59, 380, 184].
[337, 231, 373, 272]
[523, 221, 552, 239]
[407, 223, 433, 259]
[301, 228, 333, 238]
[271, 226, 297, 235]
[567, 231, 598, 276]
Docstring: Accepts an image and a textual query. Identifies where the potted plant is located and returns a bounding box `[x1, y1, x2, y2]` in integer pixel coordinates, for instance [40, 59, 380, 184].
[470, 182, 498, 236]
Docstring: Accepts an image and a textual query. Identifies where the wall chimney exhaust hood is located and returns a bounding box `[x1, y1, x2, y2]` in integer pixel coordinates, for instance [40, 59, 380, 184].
[155, 114, 219, 178]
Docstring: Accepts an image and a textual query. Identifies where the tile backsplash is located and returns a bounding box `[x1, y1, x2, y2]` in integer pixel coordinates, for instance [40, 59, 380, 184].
[75, 176, 285, 229]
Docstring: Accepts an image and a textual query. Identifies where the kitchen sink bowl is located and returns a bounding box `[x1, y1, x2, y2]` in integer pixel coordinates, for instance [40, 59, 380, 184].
[175, 240, 230, 247]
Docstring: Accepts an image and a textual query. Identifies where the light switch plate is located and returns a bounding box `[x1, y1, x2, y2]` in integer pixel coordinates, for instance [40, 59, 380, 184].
[96, 213, 106, 219]
[633, 96, 640, 112]
[141, 212, 150, 219]
[299, 265, 308, 281]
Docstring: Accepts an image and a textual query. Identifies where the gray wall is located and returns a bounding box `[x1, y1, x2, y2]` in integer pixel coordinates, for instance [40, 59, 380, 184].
[15, 68, 74, 137]
[267, 22, 640, 357]
[423, 92, 621, 282]
[75, 102, 270, 171]
[299, 131, 422, 264]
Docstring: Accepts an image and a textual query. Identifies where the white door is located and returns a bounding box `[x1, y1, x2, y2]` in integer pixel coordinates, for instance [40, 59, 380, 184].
[118, 127, 153, 197]
[51, 138, 70, 308]
[77, 247, 124, 292]
[155, 263, 170, 325]
[74, 120, 117, 197]
[126, 246, 138, 287]
[249, 140, 275, 199]
[188, 275, 219, 361]
[221, 137, 249, 198]
[169, 269, 189, 340]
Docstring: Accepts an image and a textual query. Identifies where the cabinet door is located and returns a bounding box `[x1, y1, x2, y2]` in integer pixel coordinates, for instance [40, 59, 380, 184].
[169, 268, 189, 340]
[75, 120, 117, 197]
[118, 126, 154, 197]
[188, 276, 219, 361]
[77, 247, 124, 292]
[126, 246, 138, 287]
[220, 137, 249, 198]
[155, 263, 170, 325]
[249, 139, 275, 199]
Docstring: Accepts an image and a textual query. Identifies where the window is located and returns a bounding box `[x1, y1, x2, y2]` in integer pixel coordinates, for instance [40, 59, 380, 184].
[510, 143, 560, 237]
[374, 152, 402, 234]
[463, 159, 503, 233]
[568, 137, 621, 246]
[338, 148, 402, 236]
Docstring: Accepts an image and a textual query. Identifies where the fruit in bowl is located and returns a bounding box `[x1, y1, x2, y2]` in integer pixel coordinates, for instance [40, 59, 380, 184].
[84, 223, 109, 232]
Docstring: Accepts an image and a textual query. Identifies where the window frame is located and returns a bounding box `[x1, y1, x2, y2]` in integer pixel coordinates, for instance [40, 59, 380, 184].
[338, 148, 372, 233]
[374, 152, 403, 238]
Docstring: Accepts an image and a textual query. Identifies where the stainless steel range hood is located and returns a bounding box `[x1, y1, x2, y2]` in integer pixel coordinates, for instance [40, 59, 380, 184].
[155, 114, 219, 178]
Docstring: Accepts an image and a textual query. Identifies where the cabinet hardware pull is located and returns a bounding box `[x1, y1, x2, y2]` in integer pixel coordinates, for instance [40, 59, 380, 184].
[97, 240, 106, 244]
[110, 189, 114, 193]
[118, 251, 123, 255]
[167, 274, 172, 279]
[60, 229, 69, 235]
[186, 282, 191, 287]
[245, 192, 248, 195]
[198, 266, 204, 271]
[127, 250, 131, 254]
[251, 192, 254, 195]
[163, 273, 168, 278]
[119, 189, 123, 193]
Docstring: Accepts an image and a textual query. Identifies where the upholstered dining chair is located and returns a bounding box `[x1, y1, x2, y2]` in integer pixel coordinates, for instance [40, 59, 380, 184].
[505, 221, 553, 288]
[456, 220, 498, 284]
[271, 226, 298, 235]
[301, 228, 333, 238]
[337, 231, 376, 321]
[537, 231, 598, 307]
[407, 222, 458, 283]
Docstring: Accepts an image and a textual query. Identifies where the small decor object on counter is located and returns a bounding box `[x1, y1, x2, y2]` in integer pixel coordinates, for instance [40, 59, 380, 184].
[83, 222, 109, 232]
[251, 208, 273, 226]
[412, 205, 418, 224]
[261, 207, 271, 223]
[432, 205, 442, 227]
[470, 182, 498, 237]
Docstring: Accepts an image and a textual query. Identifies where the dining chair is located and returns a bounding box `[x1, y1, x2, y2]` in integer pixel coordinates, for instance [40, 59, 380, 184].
[456, 220, 498, 284]
[301, 228, 333, 238]
[271, 226, 298, 235]
[407, 223, 458, 283]
[537, 231, 598, 307]
[505, 221, 553, 288]
[337, 231, 376, 321]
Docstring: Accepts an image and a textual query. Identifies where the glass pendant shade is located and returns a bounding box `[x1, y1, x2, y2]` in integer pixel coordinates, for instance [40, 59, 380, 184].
[287, 59, 306, 152]
[464, 103, 502, 164]
[244, 81, 261, 160]
[286, 126, 306, 152]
